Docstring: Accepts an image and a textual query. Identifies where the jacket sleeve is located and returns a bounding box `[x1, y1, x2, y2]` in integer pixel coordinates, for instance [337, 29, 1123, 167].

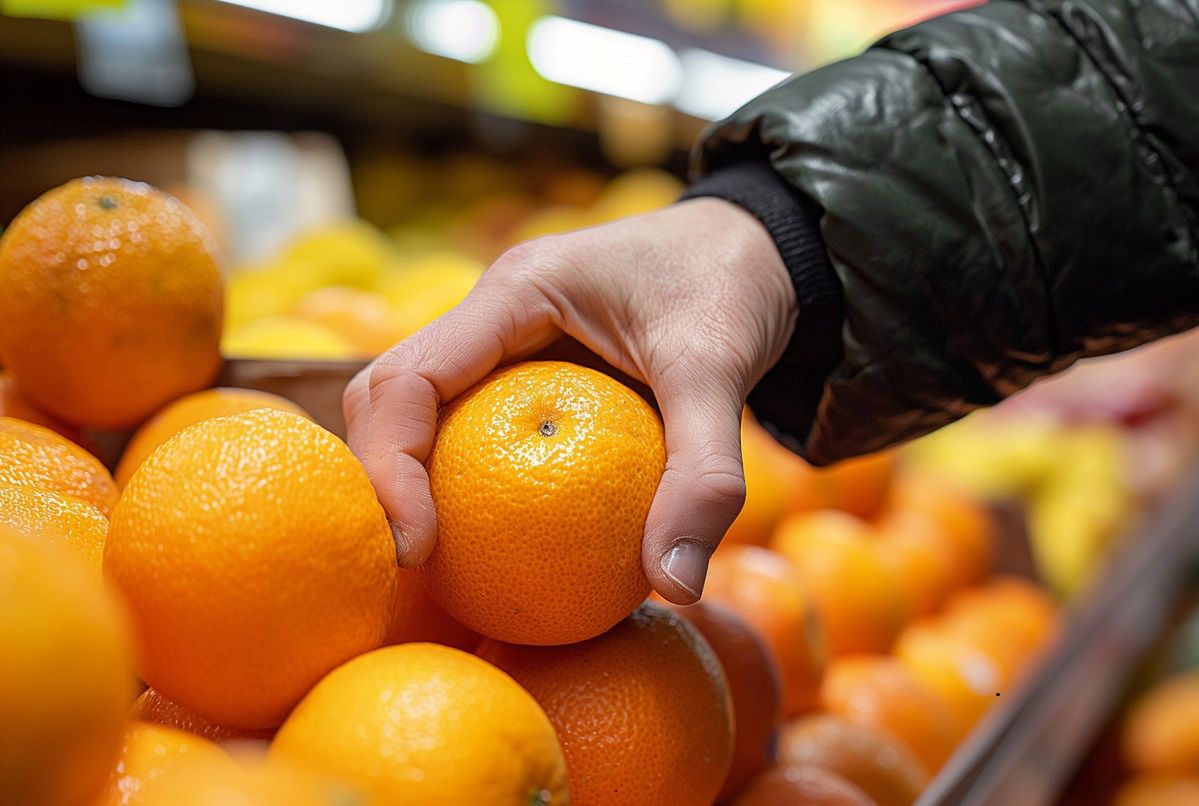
[685, 0, 1199, 465]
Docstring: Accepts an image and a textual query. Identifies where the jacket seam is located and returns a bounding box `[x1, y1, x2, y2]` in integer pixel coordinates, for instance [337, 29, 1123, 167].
[1018, 0, 1199, 242]
[870, 42, 1062, 377]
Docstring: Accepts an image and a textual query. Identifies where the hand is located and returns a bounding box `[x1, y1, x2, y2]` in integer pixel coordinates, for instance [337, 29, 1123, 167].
[344, 198, 797, 604]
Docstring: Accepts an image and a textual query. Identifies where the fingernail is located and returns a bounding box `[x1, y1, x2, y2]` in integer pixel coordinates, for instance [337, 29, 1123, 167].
[660, 540, 712, 600]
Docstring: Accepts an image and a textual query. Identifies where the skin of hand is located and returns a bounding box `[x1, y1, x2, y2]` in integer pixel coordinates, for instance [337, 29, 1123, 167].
[343, 197, 798, 604]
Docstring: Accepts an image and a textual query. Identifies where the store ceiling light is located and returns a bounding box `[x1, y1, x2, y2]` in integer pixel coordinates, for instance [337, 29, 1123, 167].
[405, 0, 499, 64]
[528, 16, 682, 106]
[675, 48, 790, 121]
[212, 0, 391, 33]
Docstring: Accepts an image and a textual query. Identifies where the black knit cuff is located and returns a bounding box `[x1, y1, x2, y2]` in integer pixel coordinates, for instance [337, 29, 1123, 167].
[681, 158, 845, 463]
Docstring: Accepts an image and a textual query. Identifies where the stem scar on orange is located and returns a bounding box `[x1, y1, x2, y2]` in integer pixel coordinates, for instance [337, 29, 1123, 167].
[420, 360, 666, 646]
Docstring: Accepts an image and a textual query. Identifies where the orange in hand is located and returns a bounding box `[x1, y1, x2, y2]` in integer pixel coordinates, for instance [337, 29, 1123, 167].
[0, 177, 224, 428]
[105, 409, 397, 729]
[421, 361, 665, 646]
[478, 602, 734, 806]
[704, 544, 827, 716]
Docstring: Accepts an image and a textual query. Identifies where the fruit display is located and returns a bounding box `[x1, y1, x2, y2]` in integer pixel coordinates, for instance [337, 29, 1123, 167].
[2, 173, 1187, 806]
[220, 164, 684, 362]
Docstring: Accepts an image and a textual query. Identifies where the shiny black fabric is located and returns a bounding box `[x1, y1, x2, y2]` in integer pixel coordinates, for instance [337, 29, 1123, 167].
[690, 0, 1199, 464]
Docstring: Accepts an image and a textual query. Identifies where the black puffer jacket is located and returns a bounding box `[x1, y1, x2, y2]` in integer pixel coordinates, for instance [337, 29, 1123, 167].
[685, 0, 1199, 464]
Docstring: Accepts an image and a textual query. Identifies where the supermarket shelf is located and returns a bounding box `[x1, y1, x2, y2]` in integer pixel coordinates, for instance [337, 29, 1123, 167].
[0, 3, 711, 149]
[922, 461, 1199, 806]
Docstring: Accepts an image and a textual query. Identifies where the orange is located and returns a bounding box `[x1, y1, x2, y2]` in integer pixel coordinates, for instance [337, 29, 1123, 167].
[105, 409, 397, 728]
[0, 177, 224, 428]
[820, 451, 897, 519]
[1123, 672, 1199, 773]
[821, 655, 958, 774]
[130, 688, 275, 743]
[421, 360, 665, 645]
[666, 600, 782, 800]
[725, 413, 789, 545]
[893, 622, 1002, 738]
[292, 286, 405, 358]
[772, 510, 909, 655]
[94, 723, 232, 806]
[938, 578, 1058, 684]
[732, 764, 875, 806]
[0, 370, 87, 444]
[876, 515, 957, 618]
[271, 643, 568, 805]
[886, 474, 993, 586]
[136, 754, 374, 806]
[385, 567, 480, 650]
[0, 526, 135, 806]
[0, 416, 118, 515]
[1115, 774, 1199, 806]
[705, 544, 826, 716]
[478, 602, 733, 806]
[115, 387, 309, 486]
[0, 483, 108, 574]
[777, 714, 927, 806]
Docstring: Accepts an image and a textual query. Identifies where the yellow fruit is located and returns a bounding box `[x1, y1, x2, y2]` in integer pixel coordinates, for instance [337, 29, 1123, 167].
[115, 387, 309, 487]
[0, 416, 119, 516]
[94, 723, 232, 806]
[281, 220, 394, 290]
[223, 263, 312, 330]
[591, 168, 685, 221]
[0, 177, 224, 427]
[292, 286, 404, 358]
[379, 253, 482, 338]
[0, 526, 135, 806]
[421, 361, 665, 645]
[222, 316, 357, 360]
[0, 483, 108, 575]
[105, 409, 397, 728]
[271, 644, 569, 805]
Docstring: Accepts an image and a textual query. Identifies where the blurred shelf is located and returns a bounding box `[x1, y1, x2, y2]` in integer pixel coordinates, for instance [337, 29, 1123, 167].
[921, 461, 1199, 805]
[0, 2, 710, 152]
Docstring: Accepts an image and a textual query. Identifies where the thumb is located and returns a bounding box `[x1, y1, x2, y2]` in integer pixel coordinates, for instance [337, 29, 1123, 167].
[642, 374, 746, 604]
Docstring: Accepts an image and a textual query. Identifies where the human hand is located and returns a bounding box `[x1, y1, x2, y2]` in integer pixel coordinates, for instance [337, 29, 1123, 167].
[344, 197, 797, 604]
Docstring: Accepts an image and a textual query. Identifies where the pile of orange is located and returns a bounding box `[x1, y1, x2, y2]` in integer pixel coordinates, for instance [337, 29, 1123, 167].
[689, 415, 1061, 802]
[1, 176, 1065, 806]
